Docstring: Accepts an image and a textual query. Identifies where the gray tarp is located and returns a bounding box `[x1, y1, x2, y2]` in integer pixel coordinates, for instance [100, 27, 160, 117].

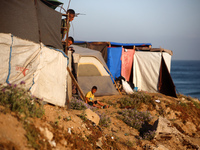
[0, 0, 62, 49]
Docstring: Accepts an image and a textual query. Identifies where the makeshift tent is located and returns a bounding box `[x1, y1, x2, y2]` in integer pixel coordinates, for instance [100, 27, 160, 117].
[72, 45, 118, 96]
[0, 33, 68, 106]
[133, 51, 172, 93]
[0, 0, 62, 49]
[75, 41, 176, 97]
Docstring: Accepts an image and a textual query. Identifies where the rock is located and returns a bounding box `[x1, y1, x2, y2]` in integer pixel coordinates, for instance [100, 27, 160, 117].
[173, 120, 197, 136]
[39, 127, 54, 141]
[44, 127, 53, 141]
[153, 117, 180, 138]
[49, 140, 56, 147]
[193, 98, 200, 103]
[185, 122, 197, 133]
[60, 138, 67, 146]
[152, 117, 200, 150]
[84, 109, 100, 125]
[154, 144, 169, 150]
[111, 127, 118, 133]
[96, 137, 103, 149]
[68, 128, 71, 134]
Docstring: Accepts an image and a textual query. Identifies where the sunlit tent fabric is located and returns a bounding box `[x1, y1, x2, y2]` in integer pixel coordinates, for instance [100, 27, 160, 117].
[133, 51, 172, 93]
[0, 0, 62, 49]
[0, 33, 68, 106]
[72, 45, 118, 96]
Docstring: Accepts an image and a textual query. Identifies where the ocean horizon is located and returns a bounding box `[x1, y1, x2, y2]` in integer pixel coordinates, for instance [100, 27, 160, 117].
[171, 60, 200, 100]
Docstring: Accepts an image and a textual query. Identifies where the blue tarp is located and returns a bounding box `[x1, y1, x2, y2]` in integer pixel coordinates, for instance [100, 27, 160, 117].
[107, 47, 122, 82]
[109, 42, 151, 47]
[74, 41, 152, 47]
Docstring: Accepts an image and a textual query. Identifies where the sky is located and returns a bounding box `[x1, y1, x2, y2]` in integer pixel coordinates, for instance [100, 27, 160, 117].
[58, 0, 200, 60]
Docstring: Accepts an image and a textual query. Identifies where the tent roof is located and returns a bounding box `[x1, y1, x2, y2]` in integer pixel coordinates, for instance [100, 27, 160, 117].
[109, 42, 152, 47]
[72, 45, 109, 71]
[136, 47, 173, 56]
[74, 41, 152, 47]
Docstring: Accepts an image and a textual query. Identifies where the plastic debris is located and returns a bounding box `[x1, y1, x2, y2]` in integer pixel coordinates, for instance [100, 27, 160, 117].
[155, 99, 161, 103]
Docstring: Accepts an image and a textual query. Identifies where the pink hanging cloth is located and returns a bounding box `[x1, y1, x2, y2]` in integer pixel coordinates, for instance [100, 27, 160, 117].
[121, 48, 135, 81]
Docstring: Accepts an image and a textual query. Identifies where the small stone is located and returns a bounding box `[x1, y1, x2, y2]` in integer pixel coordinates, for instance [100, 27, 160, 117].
[49, 140, 56, 147]
[44, 127, 53, 141]
[68, 128, 71, 134]
[96, 138, 103, 149]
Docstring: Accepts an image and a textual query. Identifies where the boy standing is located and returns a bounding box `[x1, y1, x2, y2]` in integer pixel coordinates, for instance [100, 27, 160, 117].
[61, 9, 75, 42]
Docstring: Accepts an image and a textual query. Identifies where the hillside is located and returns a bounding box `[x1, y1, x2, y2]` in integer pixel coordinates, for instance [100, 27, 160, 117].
[0, 84, 200, 150]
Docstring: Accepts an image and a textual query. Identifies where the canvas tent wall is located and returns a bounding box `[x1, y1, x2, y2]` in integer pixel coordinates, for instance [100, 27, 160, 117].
[72, 45, 118, 96]
[0, 0, 62, 49]
[0, 33, 68, 106]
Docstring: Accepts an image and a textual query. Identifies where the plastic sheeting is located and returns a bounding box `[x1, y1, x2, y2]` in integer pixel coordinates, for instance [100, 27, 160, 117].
[0, 33, 68, 106]
[107, 47, 122, 81]
[0, 0, 62, 49]
[133, 51, 171, 93]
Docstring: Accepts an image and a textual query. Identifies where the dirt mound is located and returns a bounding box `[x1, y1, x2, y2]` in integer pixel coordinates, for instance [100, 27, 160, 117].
[0, 92, 200, 149]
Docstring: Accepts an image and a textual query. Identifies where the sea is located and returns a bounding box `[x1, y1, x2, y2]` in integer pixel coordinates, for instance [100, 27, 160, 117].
[171, 60, 200, 100]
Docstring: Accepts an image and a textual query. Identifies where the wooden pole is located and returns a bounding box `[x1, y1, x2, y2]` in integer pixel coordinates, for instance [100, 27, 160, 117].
[110, 74, 122, 95]
[65, 12, 69, 54]
[62, 12, 70, 54]
[67, 67, 86, 102]
[66, 51, 72, 109]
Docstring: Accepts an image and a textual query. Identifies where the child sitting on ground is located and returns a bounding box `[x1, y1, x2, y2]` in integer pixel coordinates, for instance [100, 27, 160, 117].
[85, 86, 109, 109]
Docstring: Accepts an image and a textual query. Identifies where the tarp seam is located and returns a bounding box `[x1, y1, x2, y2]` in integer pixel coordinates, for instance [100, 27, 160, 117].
[47, 46, 69, 66]
[29, 74, 35, 92]
[6, 34, 13, 84]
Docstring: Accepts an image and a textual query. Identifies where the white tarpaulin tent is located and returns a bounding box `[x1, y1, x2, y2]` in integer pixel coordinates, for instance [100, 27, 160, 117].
[0, 33, 68, 106]
[133, 51, 171, 93]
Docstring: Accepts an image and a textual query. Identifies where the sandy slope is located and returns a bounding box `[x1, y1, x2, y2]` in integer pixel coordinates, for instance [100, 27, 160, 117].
[0, 92, 200, 150]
